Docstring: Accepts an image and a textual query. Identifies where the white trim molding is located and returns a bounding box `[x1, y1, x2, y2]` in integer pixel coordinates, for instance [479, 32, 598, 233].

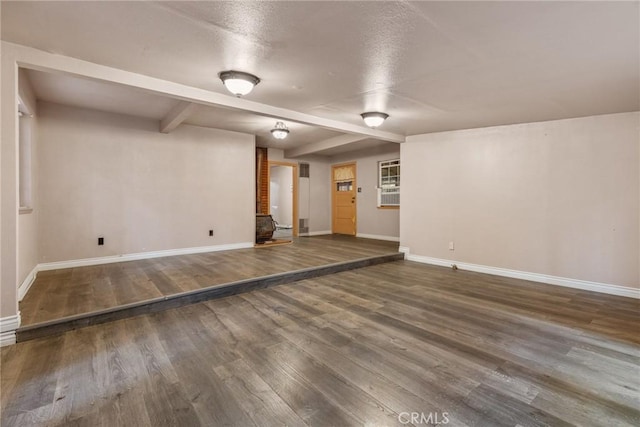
[356, 233, 400, 242]
[18, 266, 38, 301]
[1, 313, 21, 347]
[38, 242, 255, 272]
[300, 231, 333, 237]
[404, 251, 640, 299]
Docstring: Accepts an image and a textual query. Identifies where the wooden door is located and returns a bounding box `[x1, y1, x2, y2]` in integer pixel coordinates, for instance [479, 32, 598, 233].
[332, 163, 356, 235]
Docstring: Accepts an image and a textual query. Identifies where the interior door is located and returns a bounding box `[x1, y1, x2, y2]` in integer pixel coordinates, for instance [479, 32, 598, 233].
[268, 161, 299, 237]
[332, 163, 356, 235]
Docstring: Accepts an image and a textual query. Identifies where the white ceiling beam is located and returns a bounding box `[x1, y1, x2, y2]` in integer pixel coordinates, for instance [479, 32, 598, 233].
[285, 134, 369, 158]
[18, 68, 37, 115]
[5, 42, 405, 143]
[159, 101, 196, 133]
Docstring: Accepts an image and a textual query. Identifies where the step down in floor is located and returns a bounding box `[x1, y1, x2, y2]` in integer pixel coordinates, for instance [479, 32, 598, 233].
[17, 252, 404, 342]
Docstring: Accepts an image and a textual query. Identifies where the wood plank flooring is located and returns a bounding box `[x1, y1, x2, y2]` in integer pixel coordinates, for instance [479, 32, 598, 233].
[17, 252, 404, 342]
[2, 260, 638, 426]
[20, 235, 398, 326]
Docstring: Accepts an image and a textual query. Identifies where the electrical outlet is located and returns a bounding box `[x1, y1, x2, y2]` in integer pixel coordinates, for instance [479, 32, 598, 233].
[98, 237, 104, 246]
[448, 241, 454, 251]
[209, 230, 214, 237]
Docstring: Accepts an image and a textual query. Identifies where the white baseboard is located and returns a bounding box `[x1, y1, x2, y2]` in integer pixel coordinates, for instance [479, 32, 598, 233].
[398, 246, 410, 254]
[404, 250, 639, 299]
[302, 230, 332, 236]
[37, 242, 255, 272]
[18, 266, 38, 302]
[356, 233, 400, 242]
[0, 313, 21, 347]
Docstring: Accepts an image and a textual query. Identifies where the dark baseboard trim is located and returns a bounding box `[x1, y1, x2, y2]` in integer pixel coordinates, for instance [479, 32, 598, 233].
[17, 252, 404, 342]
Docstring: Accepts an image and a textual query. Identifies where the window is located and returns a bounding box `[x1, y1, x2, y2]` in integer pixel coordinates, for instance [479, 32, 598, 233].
[378, 159, 400, 207]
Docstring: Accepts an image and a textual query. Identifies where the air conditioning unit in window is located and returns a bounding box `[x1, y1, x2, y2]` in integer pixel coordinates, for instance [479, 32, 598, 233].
[377, 187, 400, 207]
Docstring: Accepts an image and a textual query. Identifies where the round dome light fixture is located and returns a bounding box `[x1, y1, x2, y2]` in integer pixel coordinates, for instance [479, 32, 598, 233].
[361, 112, 389, 128]
[271, 121, 290, 139]
[219, 70, 260, 96]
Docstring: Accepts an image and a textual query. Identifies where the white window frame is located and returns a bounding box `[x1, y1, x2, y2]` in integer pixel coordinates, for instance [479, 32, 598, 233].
[377, 159, 400, 207]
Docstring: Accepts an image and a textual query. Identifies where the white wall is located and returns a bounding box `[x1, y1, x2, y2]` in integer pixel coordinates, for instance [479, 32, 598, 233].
[269, 165, 293, 227]
[401, 112, 639, 289]
[37, 102, 255, 262]
[331, 145, 400, 240]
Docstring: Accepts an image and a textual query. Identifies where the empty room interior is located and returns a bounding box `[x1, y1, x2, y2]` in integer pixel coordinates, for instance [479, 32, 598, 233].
[0, 1, 639, 426]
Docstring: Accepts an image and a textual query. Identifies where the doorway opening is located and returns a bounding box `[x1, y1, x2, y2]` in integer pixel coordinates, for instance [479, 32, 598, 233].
[269, 161, 298, 239]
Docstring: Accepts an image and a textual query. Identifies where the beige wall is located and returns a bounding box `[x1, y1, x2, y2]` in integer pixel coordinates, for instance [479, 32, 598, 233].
[17, 114, 38, 287]
[1, 51, 19, 318]
[37, 102, 255, 263]
[331, 145, 400, 240]
[17, 68, 39, 288]
[401, 112, 640, 288]
[17, 211, 37, 285]
[305, 160, 331, 233]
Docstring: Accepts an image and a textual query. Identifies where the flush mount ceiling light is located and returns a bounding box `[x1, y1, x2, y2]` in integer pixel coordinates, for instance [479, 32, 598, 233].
[361, 112, 389, 128]
[271, 121, 290, 139]
[219, 70, 260, 96]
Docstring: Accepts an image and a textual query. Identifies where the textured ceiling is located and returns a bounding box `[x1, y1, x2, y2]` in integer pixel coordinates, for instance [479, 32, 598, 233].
[3, 1, 639, 153]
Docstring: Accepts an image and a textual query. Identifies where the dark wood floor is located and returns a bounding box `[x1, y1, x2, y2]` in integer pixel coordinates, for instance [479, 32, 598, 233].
[20, 235, 398, 326]
[2, 260, 638, 426]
